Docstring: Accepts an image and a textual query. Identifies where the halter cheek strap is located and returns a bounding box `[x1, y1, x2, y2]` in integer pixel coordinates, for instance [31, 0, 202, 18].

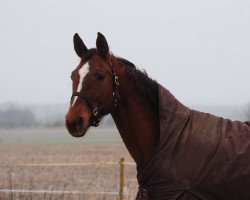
[71, 61, 120, 127]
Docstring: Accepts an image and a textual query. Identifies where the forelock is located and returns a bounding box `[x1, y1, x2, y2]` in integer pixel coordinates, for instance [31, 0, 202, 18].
[81, 48, 98, 60]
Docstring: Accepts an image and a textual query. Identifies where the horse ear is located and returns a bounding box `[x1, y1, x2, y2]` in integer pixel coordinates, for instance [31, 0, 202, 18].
[73, 33, 88, 58]
[96, 32, 109, 58]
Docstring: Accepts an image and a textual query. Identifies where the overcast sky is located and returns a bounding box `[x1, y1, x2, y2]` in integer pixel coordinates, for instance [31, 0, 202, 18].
[0, 0, 250, 106]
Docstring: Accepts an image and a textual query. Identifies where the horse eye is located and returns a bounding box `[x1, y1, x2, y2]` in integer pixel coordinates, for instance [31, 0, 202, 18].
[95, 72, 105, 81]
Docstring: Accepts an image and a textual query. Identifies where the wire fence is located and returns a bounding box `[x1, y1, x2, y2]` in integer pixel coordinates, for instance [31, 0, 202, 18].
[0, 158, 137, 200]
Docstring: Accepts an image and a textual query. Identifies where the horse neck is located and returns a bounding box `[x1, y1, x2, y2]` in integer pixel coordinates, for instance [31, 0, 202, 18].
[111, 66, 160, 165]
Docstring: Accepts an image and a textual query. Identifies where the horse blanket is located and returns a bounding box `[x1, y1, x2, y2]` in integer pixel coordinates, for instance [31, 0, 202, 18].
[136, 85, 250, 200]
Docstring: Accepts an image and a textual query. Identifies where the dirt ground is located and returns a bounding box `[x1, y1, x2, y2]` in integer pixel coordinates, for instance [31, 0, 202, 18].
[0, 130, 138, 200]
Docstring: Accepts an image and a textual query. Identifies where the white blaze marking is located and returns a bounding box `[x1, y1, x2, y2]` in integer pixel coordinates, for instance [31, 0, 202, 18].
[72, 62, 90, 107]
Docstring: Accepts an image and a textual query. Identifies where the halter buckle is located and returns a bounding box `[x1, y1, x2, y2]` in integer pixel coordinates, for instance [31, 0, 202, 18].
[93, 107, 98, 116]
[114, 76, 119, 86]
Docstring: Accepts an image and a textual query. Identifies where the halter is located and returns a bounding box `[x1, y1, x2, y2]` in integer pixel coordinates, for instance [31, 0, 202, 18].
[71, 61, 120, 127]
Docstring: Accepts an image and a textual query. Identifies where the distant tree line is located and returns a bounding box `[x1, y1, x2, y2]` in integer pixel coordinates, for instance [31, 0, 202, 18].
[0, 106, 37, 128]
[0, 104, 115, 128]
[246, 104, 250, 119]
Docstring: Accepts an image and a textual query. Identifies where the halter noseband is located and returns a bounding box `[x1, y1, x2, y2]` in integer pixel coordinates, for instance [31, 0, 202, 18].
[71, 61, 120, 127]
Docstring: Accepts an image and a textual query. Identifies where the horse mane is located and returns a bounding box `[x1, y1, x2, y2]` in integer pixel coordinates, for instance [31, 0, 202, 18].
[117, 57, 159, 110]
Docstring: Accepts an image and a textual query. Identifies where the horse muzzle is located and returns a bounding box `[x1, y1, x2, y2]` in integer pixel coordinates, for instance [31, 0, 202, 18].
[65, 104, 91, 137]
[65, 117, 88, 137]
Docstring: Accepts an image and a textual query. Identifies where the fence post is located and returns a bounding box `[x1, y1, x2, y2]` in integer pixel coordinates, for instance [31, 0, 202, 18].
[119, 158, 125, 200]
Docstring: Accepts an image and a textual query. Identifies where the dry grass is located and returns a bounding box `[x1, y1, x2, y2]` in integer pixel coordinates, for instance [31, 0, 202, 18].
[0, 142, 138, 200]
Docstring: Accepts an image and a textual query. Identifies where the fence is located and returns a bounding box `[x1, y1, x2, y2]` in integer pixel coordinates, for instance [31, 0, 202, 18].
[0, 158, 137, 200]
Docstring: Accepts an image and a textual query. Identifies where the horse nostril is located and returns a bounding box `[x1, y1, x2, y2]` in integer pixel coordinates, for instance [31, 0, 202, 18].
[66, 117, 83, 132]
[75, 117, 83, 131]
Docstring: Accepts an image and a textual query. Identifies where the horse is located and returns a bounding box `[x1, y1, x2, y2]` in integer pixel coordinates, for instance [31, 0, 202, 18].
[65, 32, 250, 200]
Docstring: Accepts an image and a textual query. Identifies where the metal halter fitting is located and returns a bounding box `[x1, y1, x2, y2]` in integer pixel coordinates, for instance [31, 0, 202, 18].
[71, 61, 120, 127]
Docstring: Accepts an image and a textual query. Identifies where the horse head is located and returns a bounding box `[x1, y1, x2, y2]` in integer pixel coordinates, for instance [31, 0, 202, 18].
[65, 33, 119, 137]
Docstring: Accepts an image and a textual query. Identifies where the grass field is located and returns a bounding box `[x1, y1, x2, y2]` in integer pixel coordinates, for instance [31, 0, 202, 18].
[0, 128, 138, 200]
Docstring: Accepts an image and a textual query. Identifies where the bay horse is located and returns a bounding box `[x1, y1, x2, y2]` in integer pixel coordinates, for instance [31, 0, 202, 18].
[65, 33, 250, 200]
